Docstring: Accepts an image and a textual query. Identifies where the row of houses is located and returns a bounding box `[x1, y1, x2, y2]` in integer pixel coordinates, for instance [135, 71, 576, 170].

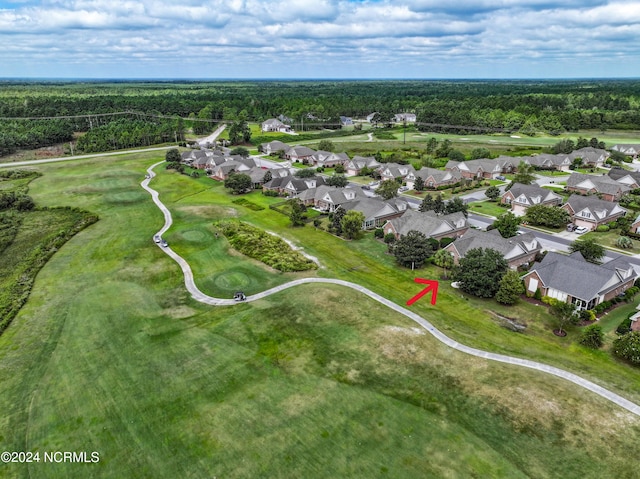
[501, 181, 628, 230]
[379, 199, 637, 312]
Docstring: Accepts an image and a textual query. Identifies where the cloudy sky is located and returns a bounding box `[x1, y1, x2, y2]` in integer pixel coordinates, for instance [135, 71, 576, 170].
[1, 0, 639, 79]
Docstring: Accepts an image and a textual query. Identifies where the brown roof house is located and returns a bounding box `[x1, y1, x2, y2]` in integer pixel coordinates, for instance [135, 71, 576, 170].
[566, 172, 631, 201]
[522, 251, 636, 311]
[383, 210, 469, 241]
[562, 194, 627, 231]
[500, 183, 563, 215]
[444, 229, 541, 270]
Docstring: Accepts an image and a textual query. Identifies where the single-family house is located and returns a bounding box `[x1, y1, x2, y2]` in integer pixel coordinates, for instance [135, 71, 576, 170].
[245, 167, 289, 188]
[285, 145, 316, 164]
[263, 175, 325, 196]
[500, 183, 563, 215]
[405, 168, 462, 190]
[611, 144, 640, 160]
[394, 113, 417, 123]
[209, 157, 257, 181]
[566, 172, 631, 201]
[445, 157, 520, 179]
[260, 140, 290, 156]
[311, 151, 350, 168]
[569, 147, 608, 168]
[340, 197, 409, 229]
[528, 153, 572, 171]
[607, 166, 640, 189]
[261, 118, 292, 133]
[630, 304, 640, 332]
[562, 194, 627, 230]
[522, 251, 636, 310]
[383, 210, 469, 241]
[378, 163, 415, 182]
[444, 229, 541, 270]
[345, 156, 381, 176]
[340, 116, 353, 126]
[297, 185, 367, 212]
[629, 213, 640, 234]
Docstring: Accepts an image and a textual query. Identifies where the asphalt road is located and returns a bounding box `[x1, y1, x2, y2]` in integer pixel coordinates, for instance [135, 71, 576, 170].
[0, 146, 177, 168]
[142, 160, 640, 418]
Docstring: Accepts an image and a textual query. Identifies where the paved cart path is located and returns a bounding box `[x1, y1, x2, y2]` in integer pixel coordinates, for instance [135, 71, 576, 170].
[142, 161, 640, 418]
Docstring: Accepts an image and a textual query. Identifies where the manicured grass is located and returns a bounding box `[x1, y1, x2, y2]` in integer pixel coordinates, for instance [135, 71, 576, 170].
[1, 152, 640, 477]
[468, 201, 511, 218]
[583, 229, 638, 252]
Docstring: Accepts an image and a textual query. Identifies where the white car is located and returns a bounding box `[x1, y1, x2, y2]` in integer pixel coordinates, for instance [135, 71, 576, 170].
[574, 226, 589, 234]
[153, 235, 161, 243]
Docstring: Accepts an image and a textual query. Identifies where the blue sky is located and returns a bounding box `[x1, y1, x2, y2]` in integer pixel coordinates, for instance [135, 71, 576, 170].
[0, 0, 639, 79]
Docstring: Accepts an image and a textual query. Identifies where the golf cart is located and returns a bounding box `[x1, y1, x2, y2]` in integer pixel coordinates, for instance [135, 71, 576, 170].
[233, 291, 246, 302]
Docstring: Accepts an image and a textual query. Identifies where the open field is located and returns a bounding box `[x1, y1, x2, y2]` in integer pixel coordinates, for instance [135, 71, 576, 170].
[1, 152, 640, 477]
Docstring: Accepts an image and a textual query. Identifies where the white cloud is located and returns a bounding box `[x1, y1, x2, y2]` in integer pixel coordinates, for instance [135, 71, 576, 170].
[1, 0, 640, 78]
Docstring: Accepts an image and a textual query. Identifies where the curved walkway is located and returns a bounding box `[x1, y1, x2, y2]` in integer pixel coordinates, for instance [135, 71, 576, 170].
[141, 161, 640, 418]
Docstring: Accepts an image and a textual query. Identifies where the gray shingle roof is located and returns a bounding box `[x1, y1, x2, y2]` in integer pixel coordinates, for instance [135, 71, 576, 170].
[567, 172, 630, 196]
[449, 229, 540, 259]
[529, 251, 635, 301]
[389, 210, 468, 238]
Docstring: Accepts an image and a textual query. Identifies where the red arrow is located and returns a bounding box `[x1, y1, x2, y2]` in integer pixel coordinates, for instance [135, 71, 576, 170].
[406, 278, 439, 306]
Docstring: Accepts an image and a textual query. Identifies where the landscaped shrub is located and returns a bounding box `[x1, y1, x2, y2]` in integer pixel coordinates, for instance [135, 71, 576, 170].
[616, 315, 633, 335]
[374, 228, 384, 239]
[263, 190, 279, 197]
[595, 225, 610, 232]
[612, 331, 640, 365]
[217, 220, 317, 272]
[579, 309, 596, 322]
[625, 286, 640, 301]
[534, 288, 542, 301]
[579, 324, 604, 349]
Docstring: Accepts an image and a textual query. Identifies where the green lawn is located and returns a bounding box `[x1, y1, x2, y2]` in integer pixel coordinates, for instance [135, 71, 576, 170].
[0, 152, 639, 477]
[468, 200, 511, 218]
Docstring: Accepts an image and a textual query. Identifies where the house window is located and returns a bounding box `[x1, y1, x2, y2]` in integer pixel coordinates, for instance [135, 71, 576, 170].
[581, 211, 591, 218]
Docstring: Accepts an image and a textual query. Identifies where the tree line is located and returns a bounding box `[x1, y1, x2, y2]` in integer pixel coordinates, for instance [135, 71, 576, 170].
[2, 79, 640, 155]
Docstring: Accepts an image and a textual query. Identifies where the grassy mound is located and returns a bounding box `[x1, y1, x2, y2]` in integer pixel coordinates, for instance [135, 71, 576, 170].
[217, 220, 317, 272]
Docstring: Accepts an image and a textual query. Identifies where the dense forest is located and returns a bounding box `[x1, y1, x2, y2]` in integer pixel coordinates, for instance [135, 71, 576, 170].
[0, 79, 639, 156]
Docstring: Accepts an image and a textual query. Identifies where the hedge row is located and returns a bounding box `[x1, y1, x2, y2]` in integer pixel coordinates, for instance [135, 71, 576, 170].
[217, 220, 318, 272]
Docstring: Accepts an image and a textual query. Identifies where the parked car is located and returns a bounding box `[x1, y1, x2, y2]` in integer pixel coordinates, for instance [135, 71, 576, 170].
[398, 186, 409, 193]
[496, 175, 506, 181]
[574, 226, 589, 234]
[160, 239, 169, 247]
[566, 224, 575, 232]
[153, 235, 161, 243]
